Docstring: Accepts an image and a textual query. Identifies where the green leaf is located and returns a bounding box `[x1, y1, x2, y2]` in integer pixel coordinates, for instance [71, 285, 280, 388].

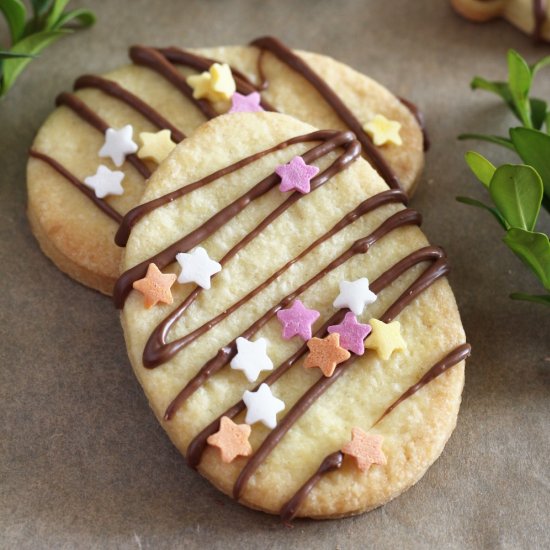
[489, 164, 543, 231]
[53, 7, 95, 29]
[470, 77, 512, 103]
[510, 127, 550, 200]
[507, 49, 532, 128]
[531, 55, 550, 76]
[465, 151, 495, 188]
[456, 196, 509, 230]
[0, 29, 67, 97]
[0, 0, 27, 43]
[458, 133, 515, 150]
[504, 228, 550, 290]
[31, 0, 53, 17]
[530, 98, 547, 130]
[510, 292, 550, 306]
[0, 50, 35, 59]
[44, 0, 69, 29]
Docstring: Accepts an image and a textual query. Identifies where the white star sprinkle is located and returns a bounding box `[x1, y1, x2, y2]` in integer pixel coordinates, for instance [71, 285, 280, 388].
[243, 383, 285, 429]
[333, 278, 377, 316]
[230, 337, 274, 382]
[83, 165, 125, 198]
[175, 247, 222, 289]
[99, 125, 138, 167]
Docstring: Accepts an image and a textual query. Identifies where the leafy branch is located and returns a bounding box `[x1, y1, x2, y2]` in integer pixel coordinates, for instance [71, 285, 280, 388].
[0, 0, 96, 98]
[458, 50, 550, 307]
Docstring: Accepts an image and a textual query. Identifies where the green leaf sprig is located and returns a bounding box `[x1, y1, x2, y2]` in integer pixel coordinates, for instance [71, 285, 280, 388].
[458, 50, 550, 307]
[0, 0, 96, 98]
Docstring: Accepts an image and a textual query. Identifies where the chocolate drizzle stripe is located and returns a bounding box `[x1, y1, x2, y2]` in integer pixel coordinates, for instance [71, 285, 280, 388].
[533, 0, 547, 43]
[74, 75, 186, 143]
[161, 200, 415, 413]
[184, 246, 446, 469]
[279, 342, 472, 522]
[55, 92, 151, 179]
[129, 46, 218, 120]
[29, 150, 123, 223]
[232, 256, 449, 500]
[250, 36, 401, 191]
[113, 130, 360, 308]
[157, 47, 277, 112]
[398, 97, 430, 152]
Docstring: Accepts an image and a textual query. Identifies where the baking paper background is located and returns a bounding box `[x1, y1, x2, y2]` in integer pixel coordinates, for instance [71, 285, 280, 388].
[1, 1, 549, 548]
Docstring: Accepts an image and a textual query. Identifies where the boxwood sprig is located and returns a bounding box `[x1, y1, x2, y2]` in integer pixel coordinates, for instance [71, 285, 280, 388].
[0, 0, 95, 98]
[458, 50, 550, 306]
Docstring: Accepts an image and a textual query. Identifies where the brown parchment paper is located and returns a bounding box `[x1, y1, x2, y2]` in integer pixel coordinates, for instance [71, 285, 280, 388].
[1, 1, 549, 548]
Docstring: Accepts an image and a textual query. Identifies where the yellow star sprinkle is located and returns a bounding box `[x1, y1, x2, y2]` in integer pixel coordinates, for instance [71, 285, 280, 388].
[137, 130, 177, 164]
[364, 319, 406, 360]
[363, 114, 402, 147]
[186, 63, 236, 102]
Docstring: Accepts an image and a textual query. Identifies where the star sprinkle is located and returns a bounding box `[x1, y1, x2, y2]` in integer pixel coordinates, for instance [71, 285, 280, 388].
[228, 91, 265, 113]
[364, 319, 407, 360]
[132, 263, 177, 308]
[243, 383, 285, 429]
[341, 428, 387, 472]
[186, 62, 236, 102]
[327, 312, 372, 355]
[363, 114, 403, 147]
[206, 416, 252, 463]
[137, 130, 177, 164]
[275, 156, 320, 194]
[304, 333, 351, 378]
[175, 247, 222, 289]
[99, 124, 138, 166]
[333, 278, 377, 316]
[230, 337, 274, 383]
[276, 300, 320, 341]
[83, 165, 125, 198]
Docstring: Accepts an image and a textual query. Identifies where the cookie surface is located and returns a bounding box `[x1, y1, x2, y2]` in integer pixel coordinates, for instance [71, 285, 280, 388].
[118, 112, 467, 519]
[27, 38, 424, 295]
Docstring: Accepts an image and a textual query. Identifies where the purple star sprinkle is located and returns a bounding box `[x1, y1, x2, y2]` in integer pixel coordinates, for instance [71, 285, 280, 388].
[327, 312, 372, 355]
[228, 92, 265, 113]
[276, 299, 320, 341]
[275, 156, 320, 194]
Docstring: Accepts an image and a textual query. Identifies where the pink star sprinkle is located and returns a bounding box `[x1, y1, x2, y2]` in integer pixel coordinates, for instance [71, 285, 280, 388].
[275, 156, 320, 194]
[327, 312, 372, 355]
[276, 299, 320, 341]
[228, 92, 265, 113]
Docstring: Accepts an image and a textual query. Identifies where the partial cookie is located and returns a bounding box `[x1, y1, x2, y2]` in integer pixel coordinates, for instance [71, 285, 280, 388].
[27, 37, 425, 295]
[117, 112, 468, 520]
[451, 0, 550, 42]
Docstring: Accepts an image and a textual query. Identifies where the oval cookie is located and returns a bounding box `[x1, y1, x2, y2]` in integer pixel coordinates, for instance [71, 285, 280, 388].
[27, 37, 425, 295]
[118, 112, 468, 519]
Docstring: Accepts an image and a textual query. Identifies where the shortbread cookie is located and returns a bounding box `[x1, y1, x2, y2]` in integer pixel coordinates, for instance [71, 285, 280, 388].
[117, 112, 469, 520]
[27, 36, 425, 295]
[451, 0, 550, 42]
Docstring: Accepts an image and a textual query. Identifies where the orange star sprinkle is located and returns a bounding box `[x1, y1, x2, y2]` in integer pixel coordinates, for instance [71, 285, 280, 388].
[341, 427, 387, 472]
[132, 263, 177, 309]
[207, 416, 253, 463]
[304, 333, 351, 377]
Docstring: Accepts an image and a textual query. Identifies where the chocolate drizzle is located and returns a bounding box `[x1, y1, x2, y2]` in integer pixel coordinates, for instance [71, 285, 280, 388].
[29, 150, 123, 223]
[161, 199, 415, 411]
[533, 0, 547, 43]
[74, 75, 186, 143]
[113, 130, 361, 308]
[232, 253, 450, 500]
[55, 92, 151, 179]
[399, 97, 430, 152]
[251, 36, 402, 190]
[184, 246, 448, 470]
[279, 342, 472, 522]
[129, 45, 218, 120]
